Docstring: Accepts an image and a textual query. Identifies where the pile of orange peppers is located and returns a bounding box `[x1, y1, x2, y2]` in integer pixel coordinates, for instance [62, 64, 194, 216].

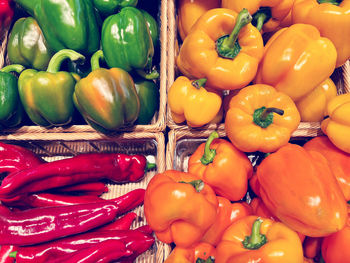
[168, 0, 350, 154]
[144, 132, 350, 262]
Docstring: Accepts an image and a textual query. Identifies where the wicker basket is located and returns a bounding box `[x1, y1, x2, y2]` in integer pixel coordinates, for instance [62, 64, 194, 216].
[166, 0, 350, 131]
[0, 0, 167, 137]
[0, 131, 168, 263]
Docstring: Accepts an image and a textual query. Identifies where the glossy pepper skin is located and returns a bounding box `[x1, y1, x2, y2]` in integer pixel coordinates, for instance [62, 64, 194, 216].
[0, 0, 14, 35]
[0, 245, 16, 263]
[0, 153, 147, 200]
[14, 0, 100, 55]
[177, 0, 221, 41]
[73, 50, 140, 133]
[52, 181, 108, 196]
[304, 136, 350, 201]
[321, 93, 350, 153]
[255, 23, 337, 102]
[256, 143, 348, 237]
[177, 8, 264, 91]
[93, 0, 137, 17]
[216, 216, 304, 263]
[18, 49, 85, 127]
[144, 170, 218, 248]
[0, 65, 25, 129]
[222, 0, 294, 32]
[101, 7, 156, 78]
[7, 17, 54, 71]
[296, 78, 337, 122]
[164, 242, 216, 263]
[292, 0, 350, 67]
[0, 201, 122, 246]
[188, 131, 253, 201]
[168, 77, 222, 127]
[225, 84, 300, 153]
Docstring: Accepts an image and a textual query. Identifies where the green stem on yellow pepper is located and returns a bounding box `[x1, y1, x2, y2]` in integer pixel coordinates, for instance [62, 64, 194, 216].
[200, 131, 219, 165]
[0, 64, 25, 74]
[253, 107, 284, 128]
[47, 49, 85, 74]
[179, 180, 205, 193]
[317, 0, 342, 5]
[91, 50, 105, 71]
[192, 78, 207, 89]
[252, 7, 272, 31]
[242, 218, 267, 250]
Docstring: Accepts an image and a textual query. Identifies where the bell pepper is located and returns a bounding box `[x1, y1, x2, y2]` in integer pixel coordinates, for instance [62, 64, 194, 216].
[93, 0, 137, 17]
[188, 131, 253, 200]
[0, 0, 14, 35]
[13, 0, 100, 56]
[221, 0, 294, 32]
[225, 84, 300, 153]
[140, 9, 159, 48]
[168, 77, 222, 127]
[321, 93, 350, 153]
[201, 197, 252, 246]
[164, 242, 216, 263]
[176, 8, 264, 91]
[255, 23, 337, 102]
[303, 236, 323, 260]
[18, 49, 84, 127]
[177, 0, 221, 41]
[101, 7, 158, 79]
[216, 216, 304, 263]
[304, 136, 350, 200]
[73, 50, 140, 133]
[296, 78, 337, 122]
[134, 78, 159, 125]
[0, 65, 25, 129]
[256, 143, 348, 237]
[0, 245, 16, 263]
[144, 170, 218, 248]
[292, 0, 350, 67]
[7, 17, 54, 71]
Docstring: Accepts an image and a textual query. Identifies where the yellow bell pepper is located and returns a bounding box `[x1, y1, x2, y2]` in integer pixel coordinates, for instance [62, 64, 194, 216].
[296, 78, 337, 122]
[177, 0, 221, 41]
[221, 0, 294, 32]
[176, 8, 264, 91]
[321, 94, 350, 153]
[292, 0, 350, 67]
[168, 76, 222, 127]
[255, 23, 337, 102]
[225, 84, 300, 153]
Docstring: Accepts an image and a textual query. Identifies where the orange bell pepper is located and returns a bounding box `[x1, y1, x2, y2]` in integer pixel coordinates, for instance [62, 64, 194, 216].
[164, 242, 216, 263]
[321, 93, 350, 153]
[168, 77, 222, 127]
[201, 196, 253, 246]
[144, 170, 218, 248]
[177, 0, 221, 41]
[225, 84, 300, 153]
[216, 216, 304, 263]
[176, 8, 264, 91]
[255, 23, 337, 102]
[292, 0, 350, 67]
[256, 143, 347, 237]
[221, 0, 294, 32]
[304, 136, 350, 201]
[188, 131, 253, 201]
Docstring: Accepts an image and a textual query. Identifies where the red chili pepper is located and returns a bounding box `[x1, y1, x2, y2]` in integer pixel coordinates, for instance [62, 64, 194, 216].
[0, 200, 122, 246]
[0, 142, 43, 175]
[52, 181, 108, 196]
[0, 153, 149, 199]
[135, 225, 154, 235]
[15, 229, 155, 263]
[98, 212, 137, 231]
[0, 0, 14, 33]
[0, 245, 16, 263]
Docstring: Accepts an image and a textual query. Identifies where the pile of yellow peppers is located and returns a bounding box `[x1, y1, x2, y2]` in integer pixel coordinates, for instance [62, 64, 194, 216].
[168, 0, 350, 154]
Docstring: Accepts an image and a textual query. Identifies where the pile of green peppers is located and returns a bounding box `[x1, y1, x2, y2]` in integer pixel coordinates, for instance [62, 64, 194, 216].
[1, 0, 160, 133]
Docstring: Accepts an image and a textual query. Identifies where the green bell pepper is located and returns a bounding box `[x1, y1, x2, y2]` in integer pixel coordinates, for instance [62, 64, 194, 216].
[140, 9, 159, 48]
[0, 65, 25, 128]
[134, 78, 159, 125]
[73, 50, 140, 134]
[14, 0, 100, 56]
[18, 49, 85, 127]
[101, 7, 158, 79]
[7, 17, 54, 71]
[93, 0, 138, 17]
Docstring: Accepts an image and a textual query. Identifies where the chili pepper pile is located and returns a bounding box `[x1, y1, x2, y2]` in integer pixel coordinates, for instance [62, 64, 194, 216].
[0, 0, 160, 132]
[0, 142, 155, 262]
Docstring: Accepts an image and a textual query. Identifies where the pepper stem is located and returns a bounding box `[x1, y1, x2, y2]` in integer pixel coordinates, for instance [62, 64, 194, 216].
[216, 8, 252, 59]
[242, 218, 267, 250]
[196, 257, 215, 263]
[179, 180, 205, 193]
[136, 57, 159, 80]
[317, 0, 342, 5]
[47, 49, 85, 73]
[9, 251, 17, 258]
[252, 7, 272, 31]
[192, 78, 207, 89]
[200, 131, 219, 165]
[91, 50, 105, 71]
[253, 107, 284, 128]
[0, 64, 25, 74]
[145, 162, 156, 172]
